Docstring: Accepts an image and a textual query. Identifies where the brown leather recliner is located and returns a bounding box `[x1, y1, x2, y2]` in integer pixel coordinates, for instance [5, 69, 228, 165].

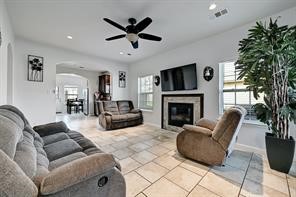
[177, 106, 246, 165]
[98, 100, 143, 130]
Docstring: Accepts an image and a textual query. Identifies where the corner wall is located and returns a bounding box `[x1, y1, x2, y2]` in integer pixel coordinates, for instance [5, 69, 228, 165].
[128, 7, 296, 152]
[0, 0, 15, 104]
[14, 38, 129, 126]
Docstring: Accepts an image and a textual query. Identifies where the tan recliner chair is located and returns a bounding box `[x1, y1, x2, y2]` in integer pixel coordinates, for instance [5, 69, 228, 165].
[177, 106, 246, 165]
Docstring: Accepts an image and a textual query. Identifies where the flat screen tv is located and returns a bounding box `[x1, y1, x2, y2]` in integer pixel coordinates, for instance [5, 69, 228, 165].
[161, 63, 197, 91]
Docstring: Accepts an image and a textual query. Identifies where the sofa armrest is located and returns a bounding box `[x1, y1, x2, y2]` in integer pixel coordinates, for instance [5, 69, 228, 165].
[40, 153, 117, 195]
[195, 118, 217, 131]
[103, 111, 113, 116]
[33, 121, 69, 137]
[130, 109, 141, 113]
[183, 124, 212, 136]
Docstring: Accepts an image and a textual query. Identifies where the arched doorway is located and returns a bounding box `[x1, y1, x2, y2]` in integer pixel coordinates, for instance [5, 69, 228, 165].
[7, 43, 13, 104]
[56, 73, 89, 115]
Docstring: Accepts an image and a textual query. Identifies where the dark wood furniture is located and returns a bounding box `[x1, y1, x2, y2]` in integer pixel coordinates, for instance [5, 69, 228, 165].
[67, 99, 84, 114]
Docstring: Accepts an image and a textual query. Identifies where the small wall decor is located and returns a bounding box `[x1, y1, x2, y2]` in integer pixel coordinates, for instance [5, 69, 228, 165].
[119, 71, 126, 88]
[154, 75, 160, 86]
[0, 29, 2, 47]
[203, 66, 214, 81]
[28, 55, 44, 82]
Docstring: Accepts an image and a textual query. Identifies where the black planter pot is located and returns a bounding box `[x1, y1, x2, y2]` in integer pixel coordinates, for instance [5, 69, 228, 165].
[265, 133, 295, 173]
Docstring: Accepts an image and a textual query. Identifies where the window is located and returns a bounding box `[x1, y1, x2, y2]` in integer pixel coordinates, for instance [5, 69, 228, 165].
[64, 86, 78, 101]
[138, 75, 153, 110]
[219, 61, 264, 121]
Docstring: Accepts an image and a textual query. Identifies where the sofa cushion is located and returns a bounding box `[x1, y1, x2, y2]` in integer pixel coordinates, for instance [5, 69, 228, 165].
[126, 113, 141, 121]
[13, 131, 37, 179]
[49, 152, 87, 170]
[0, 109, 25, 130]
[111, 114, 128, 122]
[0, 115, 23, 158]
[42, 132, 70, 145]
[44, 139, 83, 161]
[0, 149, 38, 197]
[102, 101, 119, 115]
[83, 147, 103, 155]
[117, 101, 130, 114]
[34, 121, 69, 137]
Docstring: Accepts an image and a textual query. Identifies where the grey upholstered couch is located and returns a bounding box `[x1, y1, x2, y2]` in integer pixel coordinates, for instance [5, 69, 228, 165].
[98, 100, 143, 130]
[0, 105, 126, 197]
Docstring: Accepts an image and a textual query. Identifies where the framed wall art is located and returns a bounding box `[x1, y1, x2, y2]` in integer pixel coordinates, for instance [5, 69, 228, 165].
[28, 55, 44, 82]
[119, 71, 126, 88]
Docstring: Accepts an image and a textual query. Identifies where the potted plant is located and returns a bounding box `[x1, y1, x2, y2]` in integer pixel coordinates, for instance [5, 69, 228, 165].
[236, 18, 296, 173]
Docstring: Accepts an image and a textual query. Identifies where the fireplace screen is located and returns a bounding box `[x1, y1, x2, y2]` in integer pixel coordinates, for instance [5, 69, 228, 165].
[168, 102, 194, 127]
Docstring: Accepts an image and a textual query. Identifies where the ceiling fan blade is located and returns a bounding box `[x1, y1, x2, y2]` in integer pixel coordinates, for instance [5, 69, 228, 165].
[105, 34, 126, 41]
[131, 41, 139, 49]
[135, 17, 152, 32]
[103, 18, 126, 32]
[138, 33, 162, 41]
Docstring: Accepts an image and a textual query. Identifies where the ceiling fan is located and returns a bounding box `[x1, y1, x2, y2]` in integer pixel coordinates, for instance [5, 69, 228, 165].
[103, 17, 162, 49]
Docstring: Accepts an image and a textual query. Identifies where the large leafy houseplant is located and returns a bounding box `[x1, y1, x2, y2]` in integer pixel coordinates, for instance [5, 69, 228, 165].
[236, 18, 296, 173]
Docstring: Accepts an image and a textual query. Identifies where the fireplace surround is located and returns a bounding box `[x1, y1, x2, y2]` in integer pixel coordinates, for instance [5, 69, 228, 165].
[162, 94, 204, 132]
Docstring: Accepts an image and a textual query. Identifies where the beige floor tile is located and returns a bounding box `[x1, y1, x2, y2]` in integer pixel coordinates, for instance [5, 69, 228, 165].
[136, 162, 169, 183]
[131, 150, 157, 164]
[188, 185, 219, 197]
[159, 141, 176, 150]
[120, 157, 142, 174]
[154, 135, 171, 142]
[97, 144, 117, 153]
[135, 193, 147, 197]
[129, 143, 151, 152]
[165, 166, 202, 191]
[147, 145, 170, 156]
[143, 139, 162, 146]
[143, 178, 188, 197]
[112, 147, 136, 160]
[111, 140, 131, 149]
[113, 135, 128, 141]
[154, 154, 183, 170]
[199, 172, 241, 197]
[125, 171, 151, 197]
[179, 159, 209, 176]
[241, 178, 288, 197]
[246, 167, 289, 195]
[211, 164, 246, 184]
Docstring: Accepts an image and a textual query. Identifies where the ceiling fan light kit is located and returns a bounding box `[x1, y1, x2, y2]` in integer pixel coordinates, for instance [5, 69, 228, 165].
[103, 17, 162, 49]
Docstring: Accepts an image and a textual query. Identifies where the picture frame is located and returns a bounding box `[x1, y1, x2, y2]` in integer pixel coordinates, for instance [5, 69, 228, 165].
[28, 55, 44, 82]
[119, 71, 126, 88]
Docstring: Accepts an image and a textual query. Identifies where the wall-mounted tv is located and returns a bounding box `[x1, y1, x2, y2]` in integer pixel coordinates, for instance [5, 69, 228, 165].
[161, 63, 197, 91]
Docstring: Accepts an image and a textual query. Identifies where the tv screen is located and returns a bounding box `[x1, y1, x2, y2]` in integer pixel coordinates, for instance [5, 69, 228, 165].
[161, 63, 197, 91]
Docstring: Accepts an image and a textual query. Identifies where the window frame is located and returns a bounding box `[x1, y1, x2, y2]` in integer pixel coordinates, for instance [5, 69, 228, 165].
[64, 86, 79, 101]
[138, 75, 154, 111]
[219, 61, 264, 124]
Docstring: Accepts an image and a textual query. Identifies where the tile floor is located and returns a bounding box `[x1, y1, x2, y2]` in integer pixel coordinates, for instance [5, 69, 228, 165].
[57, 114, 296, 197]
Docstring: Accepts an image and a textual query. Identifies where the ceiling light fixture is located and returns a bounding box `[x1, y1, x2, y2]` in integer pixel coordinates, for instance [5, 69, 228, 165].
[67, 35, 73, 39]
[209, 3, 217, 10]
[119, 52, 124, 55]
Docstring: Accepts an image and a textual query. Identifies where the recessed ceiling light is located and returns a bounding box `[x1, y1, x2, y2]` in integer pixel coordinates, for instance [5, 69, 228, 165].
[209, 3, 217, 10]
[127, 53, 132, 56]
[119, 52, 124, 55]
[67, 35, 73, 39]
[79, 66, 84, 69]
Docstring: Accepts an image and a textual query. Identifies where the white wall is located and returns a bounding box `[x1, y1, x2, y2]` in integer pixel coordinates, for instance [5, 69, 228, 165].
[0, 0, 15, 104]
[56, 66, 100, 115]
[14, 38, 129, 126]
[129, 7, 296, 151]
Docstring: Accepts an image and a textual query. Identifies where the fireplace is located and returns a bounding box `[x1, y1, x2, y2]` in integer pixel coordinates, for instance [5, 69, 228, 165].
[168, 103, 194, 127]
[162, 94, 203, 132]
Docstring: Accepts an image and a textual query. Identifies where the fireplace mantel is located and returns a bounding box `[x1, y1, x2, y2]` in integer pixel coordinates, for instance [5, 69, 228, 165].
[161, 94, 204, 132]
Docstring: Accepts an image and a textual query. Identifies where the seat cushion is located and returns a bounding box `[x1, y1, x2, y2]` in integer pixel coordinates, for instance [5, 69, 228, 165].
[33, 121, 69, 137]
[111, 114, 128, 122]
[42, 132, 70, 145]
[117, 101, 131, 114]
[44, 139, 82, 161]
[49, 152, 87, 170]
[126, 113, 141, 121]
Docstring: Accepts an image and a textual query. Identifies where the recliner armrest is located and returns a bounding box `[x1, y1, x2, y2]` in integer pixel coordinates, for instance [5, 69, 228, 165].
[183, 124, 212, 136]
[103, 111, 113, 116]
[195, 118, 217, 131]
[130, 109, 141, 113]
[33, 121, 69, 137]
[40, 153, 117, 195]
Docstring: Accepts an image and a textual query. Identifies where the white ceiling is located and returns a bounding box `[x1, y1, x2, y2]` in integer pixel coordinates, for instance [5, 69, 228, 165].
[6, 0, 296, 64]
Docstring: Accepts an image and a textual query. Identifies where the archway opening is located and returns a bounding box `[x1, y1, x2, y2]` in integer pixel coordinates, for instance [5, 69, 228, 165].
[7, 43, 13, 104]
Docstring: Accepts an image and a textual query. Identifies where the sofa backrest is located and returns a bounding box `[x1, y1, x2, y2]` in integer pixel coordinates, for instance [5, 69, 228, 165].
[99, 101, 120, 115]
[212, 106, 246, 151]
[117, 101, 133, 114]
